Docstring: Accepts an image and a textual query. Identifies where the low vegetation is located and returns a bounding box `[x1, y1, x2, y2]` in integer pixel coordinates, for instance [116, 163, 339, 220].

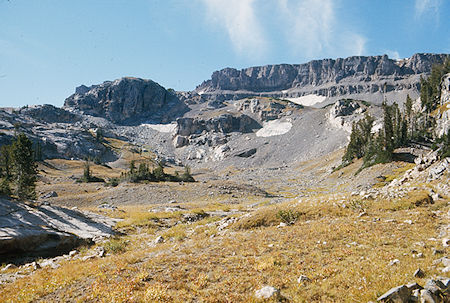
[120, 160, 195, 184]
[1, 186, 447, 302]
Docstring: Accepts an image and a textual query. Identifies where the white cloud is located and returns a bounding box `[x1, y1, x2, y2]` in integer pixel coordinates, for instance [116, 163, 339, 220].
[276, 0, 366, 58]
[345, 33, 367, 57]
[277, 0, 334, 57]
[415, 0, 442, 17]
[200, 0, 266, 57]
[198, 0, 367, 60]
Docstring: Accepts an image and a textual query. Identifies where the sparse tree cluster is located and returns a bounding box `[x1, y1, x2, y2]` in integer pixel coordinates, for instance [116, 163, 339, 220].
[0, 133, 38, 199]
[119, 160, 194, 184]
[342, 101, 411, 168]
[420, 59, 450, 114]
[341, 58, 450, 170]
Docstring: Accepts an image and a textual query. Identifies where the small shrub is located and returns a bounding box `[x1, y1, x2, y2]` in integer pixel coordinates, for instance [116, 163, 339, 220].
[277, 209, 301, 224]
[106, 177, 120, 187]
[104, 238, 128, 254]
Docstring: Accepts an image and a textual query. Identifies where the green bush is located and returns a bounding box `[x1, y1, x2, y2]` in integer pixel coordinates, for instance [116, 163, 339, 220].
[104, 239, 128, 254]
[277, 209, 301, 224]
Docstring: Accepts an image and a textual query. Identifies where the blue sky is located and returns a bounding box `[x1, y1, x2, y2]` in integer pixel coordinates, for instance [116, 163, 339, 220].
[0, 0, 449, 107]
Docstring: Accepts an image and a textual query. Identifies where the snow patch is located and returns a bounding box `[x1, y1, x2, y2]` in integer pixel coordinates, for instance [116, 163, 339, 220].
[285, 95, 326, 107]
[256, 120, 292, 137]
[142, 123, 177, 133]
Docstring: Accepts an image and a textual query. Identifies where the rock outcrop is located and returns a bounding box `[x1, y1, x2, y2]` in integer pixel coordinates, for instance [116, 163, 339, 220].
[234, 97, 302, 121]
[196, 53, 449, 105]
[327, 99, 369, 133]
[435, 73, 450, 137]
[175, 113, 261, 137]
[173, 113, 260, 149]
[18, 104, 80, 124]
[64, 77, 188, 124]
[0, 198, 117, 258]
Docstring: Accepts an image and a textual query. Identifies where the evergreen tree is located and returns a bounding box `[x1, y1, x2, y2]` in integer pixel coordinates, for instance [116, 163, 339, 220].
[0, 144, 12, 180]
[404, 94, 414, 137]
[83, 159, 92, 182]
[33, 141, 43, 161]
[95, 128, 104, 142]
[129, 160, 136, 175]
[342, 113, 374, 164]
[0, 177, 11, 196]
[0, 144, 12, 196]
[11, 133, 37, 200]
[382, 102, 394, 159]
[153, 161, 166, 181]
[181, 165, 195, 182]
[420, 58, 450, 113]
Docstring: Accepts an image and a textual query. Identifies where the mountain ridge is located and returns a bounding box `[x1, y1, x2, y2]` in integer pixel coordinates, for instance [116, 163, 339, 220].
[195, 53, 449, 106]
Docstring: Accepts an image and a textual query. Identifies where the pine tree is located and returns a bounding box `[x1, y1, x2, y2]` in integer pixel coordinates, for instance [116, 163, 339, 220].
[0, 144, 12, 180]
[0, 144, 12, 196]
[404, 94, 414, 137]
[11, 133, 37, 200]
[153, 161, 165, 181]
[83, 159, 92, 182]
[181, 165, 194, 182]
[342, 114, 375, 164]
[382, 102, 394, 159]
[129, 160, 136, 175]
[34, 141, 43, 161]
[95, 128, 104, 142]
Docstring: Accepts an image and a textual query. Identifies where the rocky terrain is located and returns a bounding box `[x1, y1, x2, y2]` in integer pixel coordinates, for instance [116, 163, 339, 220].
[64, 77, 189, 124]
[0, 53, 449, 302]
[196, 53, 449, 106]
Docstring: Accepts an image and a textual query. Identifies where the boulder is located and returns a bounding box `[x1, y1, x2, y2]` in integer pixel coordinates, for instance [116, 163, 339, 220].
[377, 285, 411, 302]
[41, 191, 58, 199]
[255, 286, 281, 300]
[173, 135, 189, 148]
[297, 275, 311, 283]
[153, 236, 164, 244]
[235, 148, 257, 158]
[414, 268, 425, 278]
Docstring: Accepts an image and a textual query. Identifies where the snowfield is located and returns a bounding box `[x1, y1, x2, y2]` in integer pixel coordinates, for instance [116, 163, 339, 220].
[142, 123, 177, 133]
[285, 94, 326, 107]
[256, 119, 292, 137]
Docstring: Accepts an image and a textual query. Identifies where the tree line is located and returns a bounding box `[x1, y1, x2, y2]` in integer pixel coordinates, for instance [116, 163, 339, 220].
[341, 58, 450, 170]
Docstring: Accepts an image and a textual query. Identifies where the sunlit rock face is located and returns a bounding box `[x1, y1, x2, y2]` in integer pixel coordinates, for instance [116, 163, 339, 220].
[64, 77, 188, 124]
[195, 53, 449, 106]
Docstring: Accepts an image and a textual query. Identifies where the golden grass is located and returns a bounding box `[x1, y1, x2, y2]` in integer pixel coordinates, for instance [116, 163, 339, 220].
[2, 154, 448, 303]
[384, 163, 415, 182]
[0, 195, 446, 302]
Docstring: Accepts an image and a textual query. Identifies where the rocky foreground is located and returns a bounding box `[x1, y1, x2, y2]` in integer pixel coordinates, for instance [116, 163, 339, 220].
[0, 198, 117, 260]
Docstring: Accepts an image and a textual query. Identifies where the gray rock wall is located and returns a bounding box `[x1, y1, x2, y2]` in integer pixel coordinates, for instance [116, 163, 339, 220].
[64, 77, 188, 124]
[195, 53, 449, 103]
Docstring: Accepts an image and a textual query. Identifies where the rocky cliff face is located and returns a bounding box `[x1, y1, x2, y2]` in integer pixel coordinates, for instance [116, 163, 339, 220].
[195, 53, 449, 105]
[64, 77, 188, 124]
[18, 104, 80, 124]
[173, 113, 261, 148]
[435, 73, 450, 137]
